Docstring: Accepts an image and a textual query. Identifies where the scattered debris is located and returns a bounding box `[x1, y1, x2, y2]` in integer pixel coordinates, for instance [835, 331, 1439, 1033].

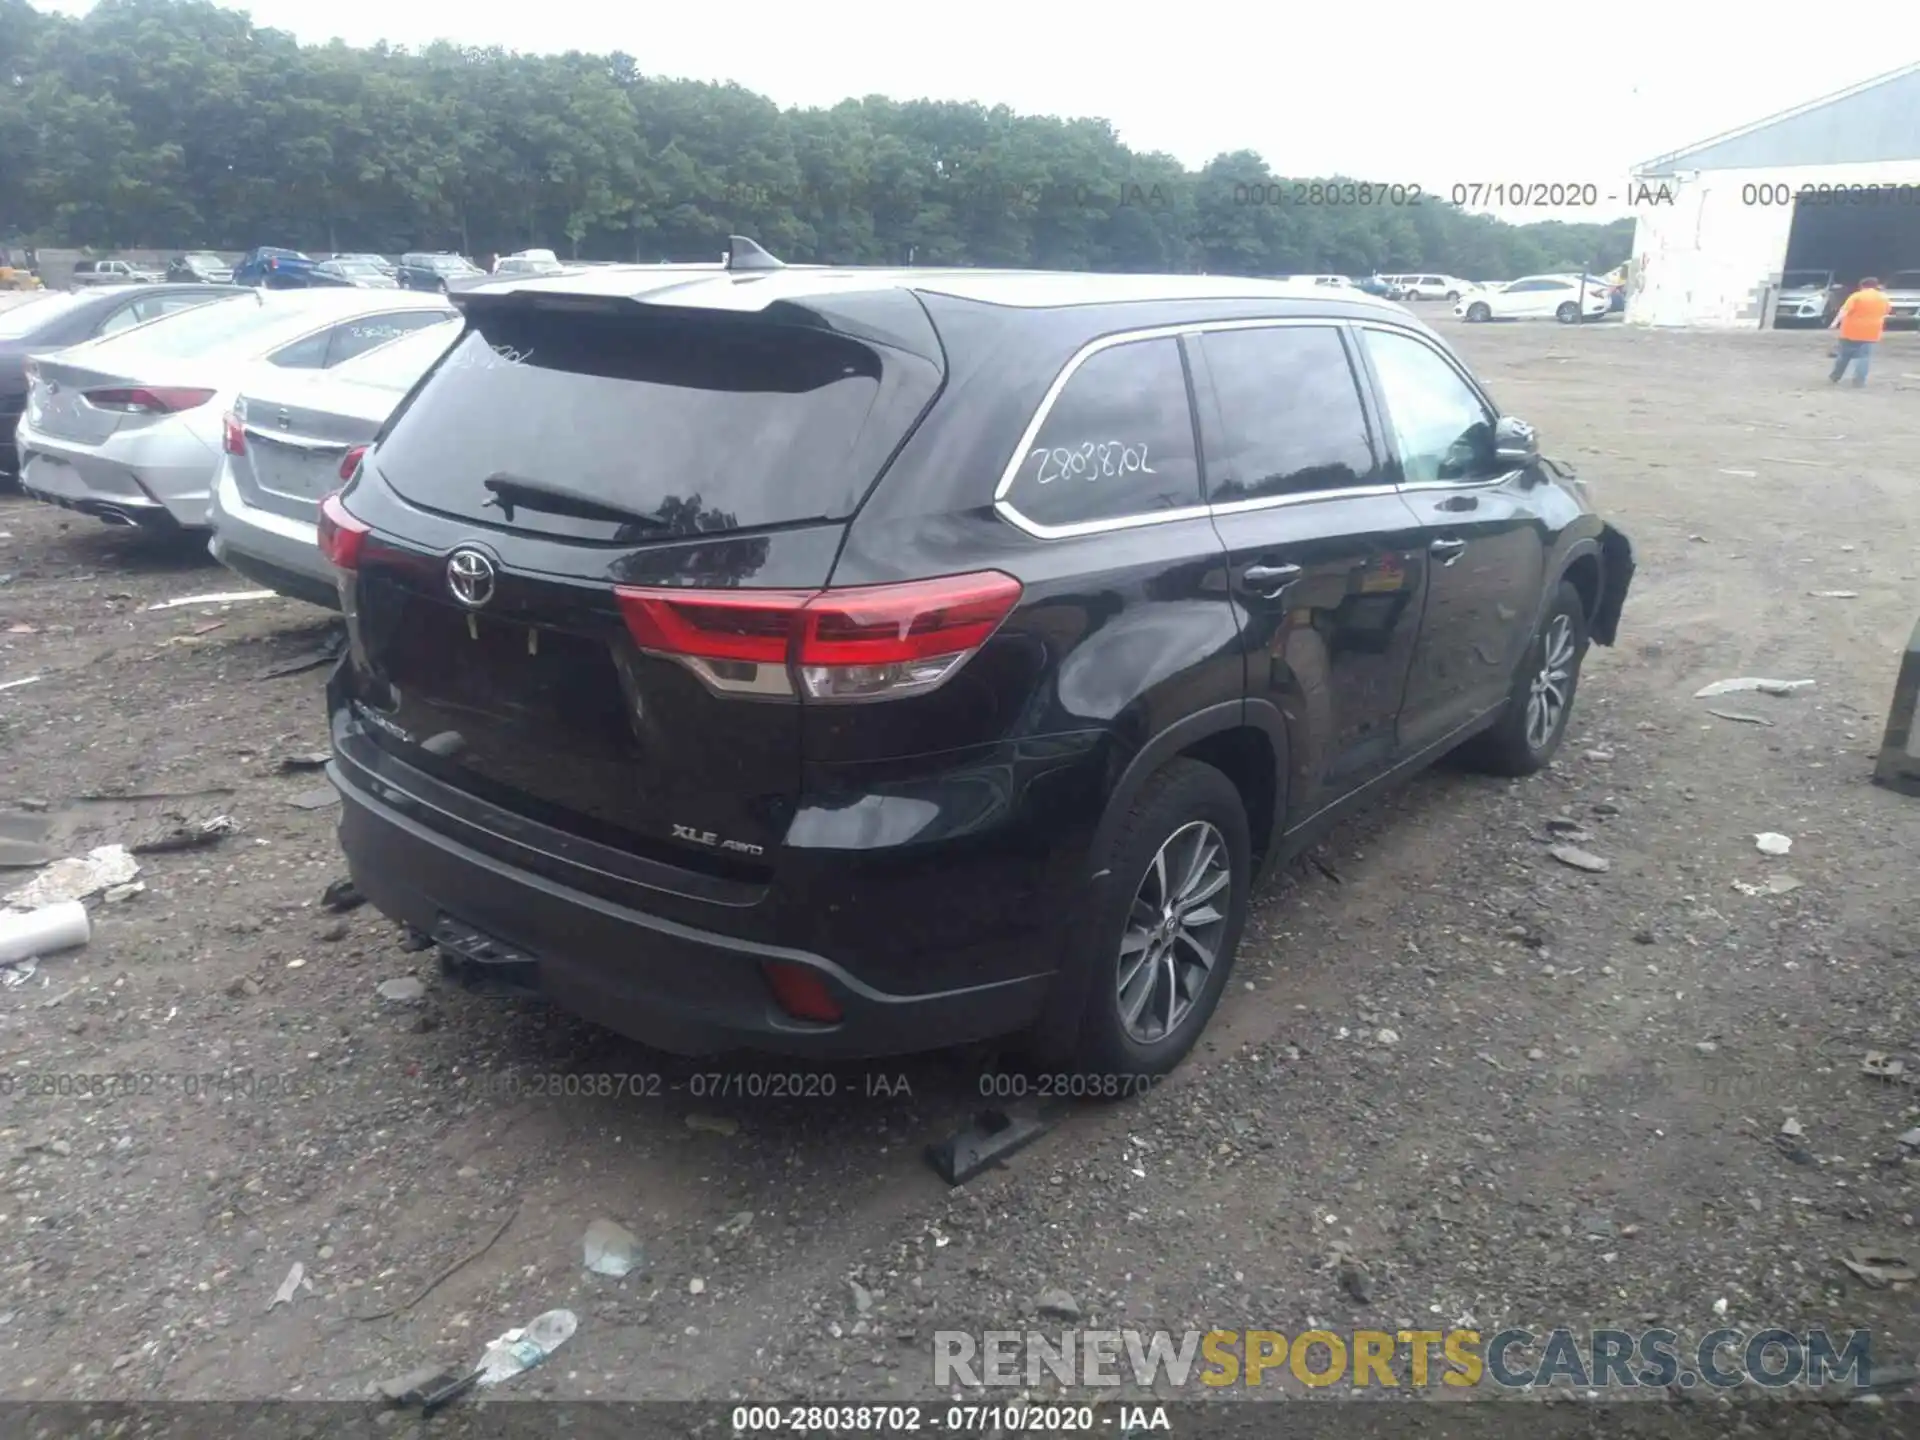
[2, 958, 35, 987]
[1899, 1128, 1920, 1149]
[189, 619, 226, 636]
[1583, 748, 1614, 762]
[1810, 590, 1859, 599]
[1758, 456, 1831, 469]
[474, 1305, 576, 1390]
[144, 590, 274, 612]
[1033, 1287, 1081, 1320]
[321, 877, 364, 912]
[583, 1218, 639, 1278]
[718, 1211, 754, 1237]
[1841, 1248, 1917, 1289]
[1863, 1052, 1907, 1082]
[1732, 874, 1803, 896]
[1707, 709, 1774, 726]
[355, 1203, 519, 1322]
[266, 1262, 312, 1312]
[376, 976, 426, 1004]
[1718, 469, 1757, 478]
[375, 1365, 454, 1405]
[1688, 534, 1708, 543]
[257, 627, 346, 680]
[1338, 1257, 1376, 1304]
[6, 844, 138, 908]
[1754, 833, 1792, 856]
[0, 811, 53, 869]
[277, 753, 331, 772]
[1693, 677, 1815, 698]
[0, 675, 41, 692]
[850, 1279, 874, 1314]
[75, 786, 234, 803]
[286, 788, 339, 811]
[1781, 1118, 1804, 1138]
[925, 1107, 1056, 1186]
[689, 1278, 706, 1294]
[1548, 845, 1611, 874]
[685, 1112, 739, 1138]
[130, 815, 237, 855]
[103, 882, 145, 903]
[0, 900, 91, 967]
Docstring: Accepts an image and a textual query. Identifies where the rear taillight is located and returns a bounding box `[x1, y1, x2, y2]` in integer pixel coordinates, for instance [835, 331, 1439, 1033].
[761, 962, 843, 1024]
[317, 492, 370, 571]
[614, 570, 1023, 703]
[85, 386, 215, 414]
[222, 411, 246, 455]
[338, 445, 367, 482]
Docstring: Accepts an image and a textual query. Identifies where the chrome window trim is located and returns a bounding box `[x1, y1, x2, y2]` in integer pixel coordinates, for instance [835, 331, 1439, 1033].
[993, 315, 1444, 541]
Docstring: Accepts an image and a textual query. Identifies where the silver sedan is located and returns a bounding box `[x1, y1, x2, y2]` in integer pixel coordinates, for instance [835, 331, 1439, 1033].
[16, 288, 454, 533]
[209, 317, 462, 607]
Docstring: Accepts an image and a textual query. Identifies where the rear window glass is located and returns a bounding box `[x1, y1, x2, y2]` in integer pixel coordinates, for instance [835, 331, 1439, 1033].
[0, 292, 88, 338]
[86, 292, 275, 360]
[334, 318, 460, 389]
[372, 305, 898, 539]
[1002, 337, 1202, 529]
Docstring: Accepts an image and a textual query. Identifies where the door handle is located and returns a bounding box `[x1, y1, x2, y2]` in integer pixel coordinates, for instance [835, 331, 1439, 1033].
[1239, 562, 1302, 597]
[1429, 538, 1467, 566]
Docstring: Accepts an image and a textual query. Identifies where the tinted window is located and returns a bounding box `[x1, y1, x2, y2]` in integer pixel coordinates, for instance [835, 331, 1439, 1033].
[95, 303, 147, 337]
[331, 317, 460, 389]
[1200, 326, 1375, 502]
[269, 327, 333, 369]
[0, 292, 87, 339]
[1361, 329, 1497, 485]
[374, 305, 923, 540]
[324, 310, 447, 366]
[1004, 338, 1201, 528]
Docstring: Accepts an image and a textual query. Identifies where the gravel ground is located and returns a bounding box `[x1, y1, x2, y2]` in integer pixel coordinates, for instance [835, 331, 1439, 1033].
[2, 307, 1920, 1411]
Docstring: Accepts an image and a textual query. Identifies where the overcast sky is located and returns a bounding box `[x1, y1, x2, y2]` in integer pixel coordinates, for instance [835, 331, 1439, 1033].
[36, 0, 1918, 223]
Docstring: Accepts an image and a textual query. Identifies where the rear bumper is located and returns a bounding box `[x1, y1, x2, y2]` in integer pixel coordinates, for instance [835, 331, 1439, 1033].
[16, 420, 218, 529]
[209, 466, 338, 609]
[326, 701, 1064, 1059]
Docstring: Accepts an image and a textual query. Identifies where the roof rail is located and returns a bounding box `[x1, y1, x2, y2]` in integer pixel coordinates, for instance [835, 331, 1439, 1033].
[725, 235, 785, 272]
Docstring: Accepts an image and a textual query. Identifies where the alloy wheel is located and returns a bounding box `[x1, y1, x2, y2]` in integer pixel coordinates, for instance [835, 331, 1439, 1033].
[1116, 820, 1231, 1044]
[1525, 614, 1575, 751]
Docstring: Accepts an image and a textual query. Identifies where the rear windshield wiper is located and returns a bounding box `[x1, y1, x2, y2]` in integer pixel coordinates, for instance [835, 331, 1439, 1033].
[482, 475, 670, 530]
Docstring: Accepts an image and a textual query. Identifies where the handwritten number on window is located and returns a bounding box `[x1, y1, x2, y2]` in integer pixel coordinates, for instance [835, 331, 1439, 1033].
[1028, 442, 1157, 486]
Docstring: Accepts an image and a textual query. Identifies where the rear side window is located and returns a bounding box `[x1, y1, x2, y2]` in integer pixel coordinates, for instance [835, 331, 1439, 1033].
[1199, 326, 1376, 502]
[373, 304, 918, 539]
[1002, 337, 1201, 529]
[326, 311, 449, 366]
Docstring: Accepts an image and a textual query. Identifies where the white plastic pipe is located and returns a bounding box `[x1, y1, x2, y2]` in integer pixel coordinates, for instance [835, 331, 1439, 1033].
[0, 901, 91, 966]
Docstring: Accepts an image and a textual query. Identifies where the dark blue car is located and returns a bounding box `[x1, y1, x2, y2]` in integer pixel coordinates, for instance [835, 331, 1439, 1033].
[233, 247, 320, 288]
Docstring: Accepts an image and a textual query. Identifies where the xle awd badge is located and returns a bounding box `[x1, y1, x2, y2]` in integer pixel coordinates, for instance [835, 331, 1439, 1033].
[446, 548, 496, 609]
[672, 823, 765, 858]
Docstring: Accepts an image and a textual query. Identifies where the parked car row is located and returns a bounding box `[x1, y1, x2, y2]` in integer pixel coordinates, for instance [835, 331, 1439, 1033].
[4, 246, 1634, 1084]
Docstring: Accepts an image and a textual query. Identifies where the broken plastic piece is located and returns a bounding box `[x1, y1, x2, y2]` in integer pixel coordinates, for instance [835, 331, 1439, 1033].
[583, 1217, 639, 1277]
[0, 901, 90, 967]
[144, 590, 274, 611]
[926, 1107, 1055, 1186]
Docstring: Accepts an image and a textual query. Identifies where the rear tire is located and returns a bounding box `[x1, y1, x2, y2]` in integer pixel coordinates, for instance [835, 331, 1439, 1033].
[1034, 759, 1251, 1086]
[1457, 581, 1589, 777]
[1445, 290, 1461, 302]
[1466, 302, 1491, 322]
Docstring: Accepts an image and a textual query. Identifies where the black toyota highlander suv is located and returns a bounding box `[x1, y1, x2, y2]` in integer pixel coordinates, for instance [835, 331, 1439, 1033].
[321, 237, 1633, 1080]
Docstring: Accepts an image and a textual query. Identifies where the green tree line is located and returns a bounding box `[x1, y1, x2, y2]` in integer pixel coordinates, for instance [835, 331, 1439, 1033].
[3, 0, 1634, 277]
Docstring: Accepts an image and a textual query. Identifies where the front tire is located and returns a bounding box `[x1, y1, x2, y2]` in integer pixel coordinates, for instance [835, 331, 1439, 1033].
[1556, 301, 1580, 324]
[1040, 759, 1251, 1083]
[1457, 581, 1589, 776]
[1466, 301, 1492, 322]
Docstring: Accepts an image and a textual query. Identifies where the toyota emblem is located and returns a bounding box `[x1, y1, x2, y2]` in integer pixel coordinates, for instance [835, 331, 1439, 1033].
[446, 548, 497, 609]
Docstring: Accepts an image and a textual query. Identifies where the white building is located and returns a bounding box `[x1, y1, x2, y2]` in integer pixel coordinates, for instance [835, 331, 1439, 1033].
[1627, 62, 1920, 327]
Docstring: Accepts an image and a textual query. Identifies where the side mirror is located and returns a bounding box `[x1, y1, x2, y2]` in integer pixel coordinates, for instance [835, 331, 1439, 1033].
[1494, 415, 1538, 465]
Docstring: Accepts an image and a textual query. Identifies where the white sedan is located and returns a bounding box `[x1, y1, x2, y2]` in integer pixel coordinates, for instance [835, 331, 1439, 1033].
[1456, 275, 1612, 324]
[17, 288, 454, 533]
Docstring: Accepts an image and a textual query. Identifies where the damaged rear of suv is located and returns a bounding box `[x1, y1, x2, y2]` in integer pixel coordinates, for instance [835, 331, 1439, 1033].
[324, 241, 1632, 1080]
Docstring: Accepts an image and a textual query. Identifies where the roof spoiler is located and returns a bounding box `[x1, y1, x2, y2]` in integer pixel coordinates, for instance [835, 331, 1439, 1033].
[725, 235, 785, 272]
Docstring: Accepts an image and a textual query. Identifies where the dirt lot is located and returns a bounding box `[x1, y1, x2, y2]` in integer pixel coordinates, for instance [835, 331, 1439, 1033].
[3, 304, 1920, 1408]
